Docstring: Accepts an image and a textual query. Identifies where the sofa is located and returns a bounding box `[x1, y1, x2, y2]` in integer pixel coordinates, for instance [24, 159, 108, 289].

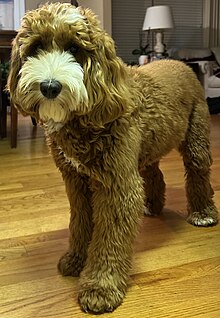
[168, 47, 220, 99]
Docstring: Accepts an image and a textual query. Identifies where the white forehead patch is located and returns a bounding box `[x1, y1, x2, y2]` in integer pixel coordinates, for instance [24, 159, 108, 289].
[55, 6, 85, 25]
[65, 7, 85, 24]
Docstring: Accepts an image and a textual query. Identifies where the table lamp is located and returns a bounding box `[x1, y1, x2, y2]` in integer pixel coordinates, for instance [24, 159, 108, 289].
[143, 5, 174, 55]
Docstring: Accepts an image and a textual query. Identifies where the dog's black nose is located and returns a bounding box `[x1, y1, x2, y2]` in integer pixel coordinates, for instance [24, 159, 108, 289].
[40, 80, 62, 99]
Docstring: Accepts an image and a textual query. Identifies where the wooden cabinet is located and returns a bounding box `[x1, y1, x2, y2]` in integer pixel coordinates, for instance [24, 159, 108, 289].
[0, 30, 17, 147]
[0, 30, 16, 61]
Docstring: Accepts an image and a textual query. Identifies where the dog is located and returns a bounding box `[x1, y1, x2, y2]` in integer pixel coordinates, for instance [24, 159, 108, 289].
[7, 2, 218, 314]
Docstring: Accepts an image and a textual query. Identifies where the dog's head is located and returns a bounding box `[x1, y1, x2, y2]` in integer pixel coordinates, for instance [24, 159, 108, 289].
[7, 3, 133, 128]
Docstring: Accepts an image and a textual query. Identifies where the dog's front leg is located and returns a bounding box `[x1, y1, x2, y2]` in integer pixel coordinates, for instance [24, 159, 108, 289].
[49, 140, 93, 277]
[78, 169, 145, 314]
[57, 169, 93, 277]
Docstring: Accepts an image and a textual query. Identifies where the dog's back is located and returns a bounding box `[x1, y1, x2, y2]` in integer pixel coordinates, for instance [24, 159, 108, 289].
[131, 60, 210, 164]
[137, 60, 205, 111]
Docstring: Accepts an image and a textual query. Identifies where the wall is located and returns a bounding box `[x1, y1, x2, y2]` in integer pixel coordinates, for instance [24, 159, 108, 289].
[24, 0, 111, 35]
[79, 0, 112, 35]
[25, 0, 70, 11]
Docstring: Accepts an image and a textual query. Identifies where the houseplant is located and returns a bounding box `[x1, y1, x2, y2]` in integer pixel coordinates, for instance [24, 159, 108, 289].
[132, 30, 153, 65]
[0, 61, 10, 81]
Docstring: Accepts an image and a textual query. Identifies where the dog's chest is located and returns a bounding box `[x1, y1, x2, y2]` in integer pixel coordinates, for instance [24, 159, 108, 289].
[55, 123, 114, 172]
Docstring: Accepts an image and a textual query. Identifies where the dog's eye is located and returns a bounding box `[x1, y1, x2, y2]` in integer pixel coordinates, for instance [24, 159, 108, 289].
[28, 42, 43, 57]
[68, 45, 78, 55]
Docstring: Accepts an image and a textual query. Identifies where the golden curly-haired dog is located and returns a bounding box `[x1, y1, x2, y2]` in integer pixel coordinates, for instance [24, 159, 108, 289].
[7, 2, 218, 314]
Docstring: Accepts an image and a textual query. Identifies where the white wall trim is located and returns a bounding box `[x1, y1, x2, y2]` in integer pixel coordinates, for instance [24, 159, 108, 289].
[14, 0, 25, 30]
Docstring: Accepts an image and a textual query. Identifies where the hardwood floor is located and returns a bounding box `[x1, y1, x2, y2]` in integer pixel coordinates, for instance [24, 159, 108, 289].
[0, 114, 220, 318]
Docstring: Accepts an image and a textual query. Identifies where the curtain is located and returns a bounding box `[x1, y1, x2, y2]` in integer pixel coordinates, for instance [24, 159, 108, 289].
[203, 0, 220, 47]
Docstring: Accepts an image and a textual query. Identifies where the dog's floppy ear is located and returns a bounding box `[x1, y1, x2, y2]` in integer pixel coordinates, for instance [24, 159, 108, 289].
[79, 8, 134, 126]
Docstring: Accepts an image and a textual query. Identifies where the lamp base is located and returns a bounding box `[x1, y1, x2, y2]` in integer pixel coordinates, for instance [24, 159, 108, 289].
[154, 31, 165, 54]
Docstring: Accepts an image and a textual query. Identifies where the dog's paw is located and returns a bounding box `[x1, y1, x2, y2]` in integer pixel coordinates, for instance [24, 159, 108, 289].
[144, 206, 153, 216]
[144, 205, 161, 217]
[187, 209, 218, 227]
[78, 286, 125, 314]
[57, 252, 85, 277]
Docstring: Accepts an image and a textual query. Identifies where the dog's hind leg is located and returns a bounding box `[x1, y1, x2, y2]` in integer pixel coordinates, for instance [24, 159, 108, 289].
[140, 161, 166, 216]
[179, 101, 218, 226]
[49, 141, 93, 276]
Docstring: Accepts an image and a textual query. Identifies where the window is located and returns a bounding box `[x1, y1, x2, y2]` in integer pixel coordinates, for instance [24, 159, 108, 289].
[145, 0, 203, 49]
[0, 0, 25, 30]
[112, 0, 146, 64]
[112, 0, 203, 63]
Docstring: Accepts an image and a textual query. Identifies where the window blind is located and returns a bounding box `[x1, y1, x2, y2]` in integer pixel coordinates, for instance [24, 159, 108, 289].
[112, 0, 147, 64]
[145, 0, 203, 50]
[112, 0, 203, 63]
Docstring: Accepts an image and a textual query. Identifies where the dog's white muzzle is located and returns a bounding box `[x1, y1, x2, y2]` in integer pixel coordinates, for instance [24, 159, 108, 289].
[17, 50, 88, 125]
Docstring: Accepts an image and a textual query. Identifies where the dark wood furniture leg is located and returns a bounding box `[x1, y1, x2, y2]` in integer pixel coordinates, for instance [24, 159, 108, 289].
[11, 102, 17, 148]
[1, 88, 8, 138]
[0, 78, 7, 138]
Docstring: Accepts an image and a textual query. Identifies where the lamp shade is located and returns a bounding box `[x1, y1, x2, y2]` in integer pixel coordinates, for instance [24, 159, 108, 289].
[143, 5, 174, 30]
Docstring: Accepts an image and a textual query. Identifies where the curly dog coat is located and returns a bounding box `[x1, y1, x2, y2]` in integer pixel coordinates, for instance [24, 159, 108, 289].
[7, 2, 218, 314]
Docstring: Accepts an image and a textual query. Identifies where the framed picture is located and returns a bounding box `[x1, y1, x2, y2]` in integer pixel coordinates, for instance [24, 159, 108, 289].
[0, 0, 25, 30]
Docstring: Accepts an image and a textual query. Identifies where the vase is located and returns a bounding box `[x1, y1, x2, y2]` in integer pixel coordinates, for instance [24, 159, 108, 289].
[139, 55, 148, 65]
